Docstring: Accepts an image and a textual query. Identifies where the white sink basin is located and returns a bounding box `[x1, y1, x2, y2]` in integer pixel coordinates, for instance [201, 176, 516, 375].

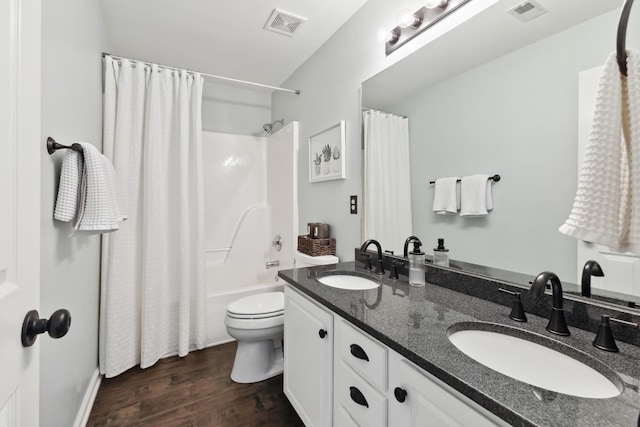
[317, 274, 380, 290]
[448, 323, 622, 399]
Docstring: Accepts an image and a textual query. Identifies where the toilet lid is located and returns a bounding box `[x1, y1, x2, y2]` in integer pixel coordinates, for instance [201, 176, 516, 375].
[227, 292, 284, 316]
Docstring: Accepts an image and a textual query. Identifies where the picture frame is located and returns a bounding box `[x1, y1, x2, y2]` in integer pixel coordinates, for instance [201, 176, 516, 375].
[308, 121, 346, 183]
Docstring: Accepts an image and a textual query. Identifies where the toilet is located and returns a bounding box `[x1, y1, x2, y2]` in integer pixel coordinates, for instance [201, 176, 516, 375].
[294, 250, 339, 269]
[224, 250, 338, 383]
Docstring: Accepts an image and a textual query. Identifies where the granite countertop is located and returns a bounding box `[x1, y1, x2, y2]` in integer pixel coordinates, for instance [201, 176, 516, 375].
[278, 261, 640, 427]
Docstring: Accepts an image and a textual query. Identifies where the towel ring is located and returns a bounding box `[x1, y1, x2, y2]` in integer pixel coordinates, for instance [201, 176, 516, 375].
[617, 0, 635, 76]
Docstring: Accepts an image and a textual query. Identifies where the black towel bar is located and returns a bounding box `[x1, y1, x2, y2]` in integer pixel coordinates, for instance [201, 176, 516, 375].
[46, 137, 83, 155]
[429, 174, 500, 185]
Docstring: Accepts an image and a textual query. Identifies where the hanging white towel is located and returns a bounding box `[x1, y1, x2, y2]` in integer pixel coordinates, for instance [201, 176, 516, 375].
[54, 150, 83, 222]
[560, 50, 640, 254]
[460, 174, 492, 217]
[432, 177, 460, 215]
[54, 142, 127, 234]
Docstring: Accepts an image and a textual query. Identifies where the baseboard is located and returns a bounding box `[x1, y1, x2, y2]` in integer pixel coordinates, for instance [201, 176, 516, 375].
[73, 368, 102, 427]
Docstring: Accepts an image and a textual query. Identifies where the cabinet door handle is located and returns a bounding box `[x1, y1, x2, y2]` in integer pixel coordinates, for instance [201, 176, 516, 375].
[318, 329, 327, 339]
[394, 387, 408, 403]
[349, 344, 370, 361]
[349, 386, 369, 408]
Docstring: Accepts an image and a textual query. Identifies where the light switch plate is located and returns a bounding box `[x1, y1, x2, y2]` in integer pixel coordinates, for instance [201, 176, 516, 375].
[350, 195, 357, 214]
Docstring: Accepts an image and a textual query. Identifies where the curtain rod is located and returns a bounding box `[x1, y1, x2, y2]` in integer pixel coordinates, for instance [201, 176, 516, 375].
[102, 53, 300, 95]
[362, 107, 407, 119]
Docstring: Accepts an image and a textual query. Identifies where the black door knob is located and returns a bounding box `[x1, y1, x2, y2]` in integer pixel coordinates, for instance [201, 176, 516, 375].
[318, 329, 327, 339]
[394, 387, 408, 403]
[21, 309, 71, 347]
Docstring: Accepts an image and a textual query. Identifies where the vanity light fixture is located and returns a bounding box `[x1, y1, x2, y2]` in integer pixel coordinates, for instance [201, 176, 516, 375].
[385, 0, 471, 55]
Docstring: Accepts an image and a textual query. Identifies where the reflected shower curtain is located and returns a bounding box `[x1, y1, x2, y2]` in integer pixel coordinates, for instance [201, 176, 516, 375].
[100, 56, 207, 377]
[363, 110, 413, 255]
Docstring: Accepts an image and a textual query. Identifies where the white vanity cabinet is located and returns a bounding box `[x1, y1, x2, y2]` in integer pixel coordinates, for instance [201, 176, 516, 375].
[388, 351, 504, 427]
[284, 286, 334, 427]
[284, 285, 506, 427]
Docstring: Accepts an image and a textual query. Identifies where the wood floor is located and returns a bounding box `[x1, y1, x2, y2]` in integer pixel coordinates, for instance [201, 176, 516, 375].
[88, 342, 305, 427]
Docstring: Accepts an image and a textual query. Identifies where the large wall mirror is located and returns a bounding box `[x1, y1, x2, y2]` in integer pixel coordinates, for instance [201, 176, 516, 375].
[361, 0, 640, 307]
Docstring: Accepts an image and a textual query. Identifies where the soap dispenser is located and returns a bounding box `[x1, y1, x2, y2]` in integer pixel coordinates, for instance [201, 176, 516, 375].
[433, 238, 449, 267]
[408, 241, 426, 287]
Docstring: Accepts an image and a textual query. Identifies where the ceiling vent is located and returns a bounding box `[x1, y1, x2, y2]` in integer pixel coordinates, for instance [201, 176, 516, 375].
[507, 0, 548, 23]
[264, 9, 307, 37]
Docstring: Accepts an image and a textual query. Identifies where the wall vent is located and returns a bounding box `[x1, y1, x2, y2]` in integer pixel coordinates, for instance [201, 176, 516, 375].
[507, 0, 548, 23]
[264, 9, 307, 37]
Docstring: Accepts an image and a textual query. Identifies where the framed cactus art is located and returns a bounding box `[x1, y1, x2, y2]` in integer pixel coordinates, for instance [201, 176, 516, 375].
[308, 121, 346, 183]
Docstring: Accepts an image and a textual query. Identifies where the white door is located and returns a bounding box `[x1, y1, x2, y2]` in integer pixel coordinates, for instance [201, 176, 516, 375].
[577, 66, 640, 304]
[0, 0, 42, 425]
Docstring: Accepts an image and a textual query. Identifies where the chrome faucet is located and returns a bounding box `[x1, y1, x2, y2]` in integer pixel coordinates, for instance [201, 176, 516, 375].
[530, 271, 570, 336]
[581, 260, 604, 298]
[360, 239, 385, 275]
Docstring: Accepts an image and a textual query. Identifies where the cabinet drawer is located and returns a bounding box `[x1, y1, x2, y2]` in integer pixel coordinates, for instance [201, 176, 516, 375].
[334, 405, 360, 427]
[336, 318, 387, 390]
[335, 360, 386, 427]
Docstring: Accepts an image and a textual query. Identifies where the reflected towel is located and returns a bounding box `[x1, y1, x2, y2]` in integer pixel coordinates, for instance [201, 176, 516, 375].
[460, 174, 492, 217]
[432, 177, 459, 215]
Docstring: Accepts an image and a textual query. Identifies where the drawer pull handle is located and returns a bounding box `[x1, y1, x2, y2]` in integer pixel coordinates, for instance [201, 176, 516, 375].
[394, 387, 408, 403]
[350, 344, 370, 361]
[318, 329, 327, 339]
[349, 386, 369, 408]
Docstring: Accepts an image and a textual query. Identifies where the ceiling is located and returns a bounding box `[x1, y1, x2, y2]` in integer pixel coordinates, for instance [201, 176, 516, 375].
[99, 0, 369, 91]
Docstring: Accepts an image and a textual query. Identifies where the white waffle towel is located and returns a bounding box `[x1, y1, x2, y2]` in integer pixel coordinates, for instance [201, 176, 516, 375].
[432, 177, 460, 215]
[559, 50, 640, 254]
[54, 142, 127, 234]
[54, 150, 83, 221]
[460, 174, 492, 217]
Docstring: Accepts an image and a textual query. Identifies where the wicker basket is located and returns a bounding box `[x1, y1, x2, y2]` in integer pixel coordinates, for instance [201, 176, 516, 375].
[297, 235, 336, 256]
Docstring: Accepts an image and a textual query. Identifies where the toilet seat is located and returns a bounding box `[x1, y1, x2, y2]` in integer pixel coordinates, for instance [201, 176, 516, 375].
[226, 292, 284, 319]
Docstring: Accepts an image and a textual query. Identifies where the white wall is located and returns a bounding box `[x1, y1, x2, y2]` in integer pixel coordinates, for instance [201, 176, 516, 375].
[40, 1, 106, 426]
[202, 81, 272, 136]
[271, 0, 497, 261]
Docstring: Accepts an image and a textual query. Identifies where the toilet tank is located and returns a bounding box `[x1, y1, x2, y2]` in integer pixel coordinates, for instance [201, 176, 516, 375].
[295, 251, 339, 268]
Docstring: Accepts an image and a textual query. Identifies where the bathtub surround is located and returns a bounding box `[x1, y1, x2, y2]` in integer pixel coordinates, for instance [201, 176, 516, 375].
[203, 123, 299, 346]
[100, 56, 207, 378]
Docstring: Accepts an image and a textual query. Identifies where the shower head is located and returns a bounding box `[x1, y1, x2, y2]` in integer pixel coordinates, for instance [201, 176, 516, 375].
[263, 119, 285, 135]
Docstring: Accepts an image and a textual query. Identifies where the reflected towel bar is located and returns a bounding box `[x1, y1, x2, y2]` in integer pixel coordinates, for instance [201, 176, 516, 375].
[429, 174, 500, 185]
[46, 137, 83, 155]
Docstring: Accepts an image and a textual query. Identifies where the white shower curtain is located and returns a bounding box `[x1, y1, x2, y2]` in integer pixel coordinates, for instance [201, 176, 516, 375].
[100, 56, 207, 377]
[363, 110, 413, 255]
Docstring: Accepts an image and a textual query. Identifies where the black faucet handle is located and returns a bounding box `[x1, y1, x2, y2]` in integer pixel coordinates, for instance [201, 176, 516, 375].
[499, 288, 527, 322]
[385, 250, 395, 255]
[593, 315, 638, 353]
[389, 261, 404, 279]
[360, 253, 372, 270]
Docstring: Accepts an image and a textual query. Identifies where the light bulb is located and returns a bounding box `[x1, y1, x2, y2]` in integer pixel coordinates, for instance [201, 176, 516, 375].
[386, 29, 400, 44]
[397, 9, 418, 28]
[424, 0, 448, 9]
